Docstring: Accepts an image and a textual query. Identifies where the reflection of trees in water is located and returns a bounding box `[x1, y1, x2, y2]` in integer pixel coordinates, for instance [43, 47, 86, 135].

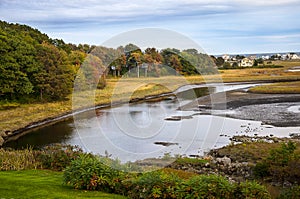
[176, 87, 211, 100]
[4, 119, 74, 149]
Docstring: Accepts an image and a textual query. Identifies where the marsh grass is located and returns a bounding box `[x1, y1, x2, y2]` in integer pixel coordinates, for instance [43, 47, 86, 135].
[249, 81, 300, 94]
[0, 148, 40, 170]
[212, 142, 300, 163]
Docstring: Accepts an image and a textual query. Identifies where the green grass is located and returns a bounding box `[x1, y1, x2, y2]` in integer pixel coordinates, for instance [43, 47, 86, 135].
[0, 170, 127, 199]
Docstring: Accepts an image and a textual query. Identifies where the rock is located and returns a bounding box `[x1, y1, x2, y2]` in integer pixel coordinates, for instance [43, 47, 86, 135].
[216, 156, 232, 165]
[204, 162, 210, 168]
[0, 136, 4, 146]
[289, 133, 300, 139]
[165, 115, 193, 121]
[154, 141, 178, 146]
[0, 131, 6, 137]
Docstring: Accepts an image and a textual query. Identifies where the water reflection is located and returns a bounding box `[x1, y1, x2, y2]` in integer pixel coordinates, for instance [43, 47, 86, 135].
[5, 119, 75, 149]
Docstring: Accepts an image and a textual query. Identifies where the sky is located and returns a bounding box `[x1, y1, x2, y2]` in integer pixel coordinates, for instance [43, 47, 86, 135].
[1, 0, 300, 55]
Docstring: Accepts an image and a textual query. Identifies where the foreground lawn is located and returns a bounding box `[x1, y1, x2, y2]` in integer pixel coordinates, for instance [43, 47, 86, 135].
[0, 170, 127, 199]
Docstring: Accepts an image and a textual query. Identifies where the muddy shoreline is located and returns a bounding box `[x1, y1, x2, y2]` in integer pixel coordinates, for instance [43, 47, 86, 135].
[180, 90, 300, 127]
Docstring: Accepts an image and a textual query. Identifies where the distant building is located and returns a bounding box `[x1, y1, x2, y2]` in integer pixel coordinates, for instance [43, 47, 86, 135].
[240, 58, 254, 67]
[261, 55, 270, 60]
[285, 53, 300, 60]
[222, 54, 230, 61]
[291, 54, 300, 60]
[249, 55, 256, 60]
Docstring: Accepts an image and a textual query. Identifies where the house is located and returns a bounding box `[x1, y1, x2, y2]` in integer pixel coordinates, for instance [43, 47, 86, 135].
[222, 54, 230, 61]
[285, 53, 300, 60]
[249, 55, 256, 60]
[240, 58, 254, 67]
[291, 53, 300, 60]
[262, 55, 270, 60]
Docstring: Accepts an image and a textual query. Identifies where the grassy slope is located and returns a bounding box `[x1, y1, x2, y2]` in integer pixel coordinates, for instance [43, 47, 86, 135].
[1, 60, 300, 134]
[0, 170, 127, 199]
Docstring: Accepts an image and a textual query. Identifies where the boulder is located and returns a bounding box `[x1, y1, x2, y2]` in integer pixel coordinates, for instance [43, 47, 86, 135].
[0, 136, 4, 146]
[0, 131, 6, 137]
[216, 156, 232, 165]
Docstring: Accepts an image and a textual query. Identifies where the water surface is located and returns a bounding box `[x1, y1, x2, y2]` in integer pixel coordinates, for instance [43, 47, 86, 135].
[5, 83, 300, 162]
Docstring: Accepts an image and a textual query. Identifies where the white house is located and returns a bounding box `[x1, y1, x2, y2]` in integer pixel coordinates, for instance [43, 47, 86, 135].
[291, 54, 300, 60]
[222, 54, 230, 61]
[262, 55, 270, 60]
[285, 53, 300, 60]
[240, 58, 254, 67]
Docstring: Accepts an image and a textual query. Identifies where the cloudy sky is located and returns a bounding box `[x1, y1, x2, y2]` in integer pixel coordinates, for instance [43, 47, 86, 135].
[1, 0, 300, 54]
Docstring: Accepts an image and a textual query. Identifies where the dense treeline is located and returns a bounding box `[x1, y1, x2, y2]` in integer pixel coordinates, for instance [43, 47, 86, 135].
[108, 45, 217, 77]
[0, 20, 217, 103]
[0, 20, 92, 101]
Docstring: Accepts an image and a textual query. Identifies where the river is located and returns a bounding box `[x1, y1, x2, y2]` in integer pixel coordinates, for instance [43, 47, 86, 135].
[4, 83, 300, 162]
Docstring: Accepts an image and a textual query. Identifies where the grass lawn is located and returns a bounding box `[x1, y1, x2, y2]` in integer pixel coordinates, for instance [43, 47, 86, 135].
[0, 170, 127, 199]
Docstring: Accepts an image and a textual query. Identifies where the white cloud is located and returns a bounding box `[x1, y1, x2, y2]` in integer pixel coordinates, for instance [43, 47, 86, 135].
[1, 0, 299, 54]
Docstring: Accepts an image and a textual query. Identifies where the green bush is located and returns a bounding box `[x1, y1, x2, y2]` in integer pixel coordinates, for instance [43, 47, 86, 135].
[178, 174, 233, 199]
[253, 141, 300, 184]
[278, 185, 300, 199]
[63, 154, 123, 192]
[253, 161, 270, 179]
[123, 171, 182, 199]
[233, 181, 271, 199]
[34, 144, 84, 171]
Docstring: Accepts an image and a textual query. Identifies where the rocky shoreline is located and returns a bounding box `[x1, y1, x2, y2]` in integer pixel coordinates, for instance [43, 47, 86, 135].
[136, 135, 300, 184]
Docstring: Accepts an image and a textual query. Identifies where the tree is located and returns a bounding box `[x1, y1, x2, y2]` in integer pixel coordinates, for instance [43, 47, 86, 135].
[0, 26, 38, 99]
[80, 54, 106, 89]
[183, 48, 198, 55]
[34, 42, 75, 100]
[144, 48, 163, 77]
[253, 59, 258, 67]
[223, 62, 231, 69]
[236, 55, 245, 60]
[216, 57, 225, 67]
[170, 54, 182, 74]
[124, 43, 140, 53]
[232, 62, 239, 68]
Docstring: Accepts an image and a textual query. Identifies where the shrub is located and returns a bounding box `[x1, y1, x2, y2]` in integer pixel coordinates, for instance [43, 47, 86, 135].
[63, 154, 123, 192]
[177, 174, 234, 199]
[253, 141, 300, 184]
[34, 144, 83, 171]
[233, 181, 271, 199]
[174, 157, 208, 165]
[123, 171, 183, 199]
[278, 185, 300, 199]
[161, 168, 197, 180]
[253, 161, 270, 179]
